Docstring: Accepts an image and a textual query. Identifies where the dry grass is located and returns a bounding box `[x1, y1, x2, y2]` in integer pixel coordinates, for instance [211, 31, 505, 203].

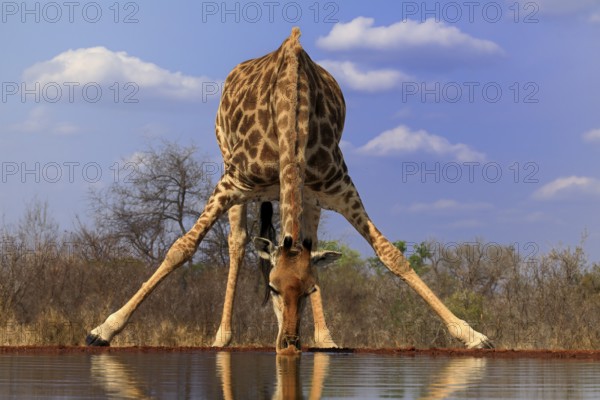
[1, 210, 600, 350]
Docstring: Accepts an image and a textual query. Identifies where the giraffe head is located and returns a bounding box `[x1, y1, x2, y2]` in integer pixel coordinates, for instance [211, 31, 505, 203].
[254, 236, 341, 354]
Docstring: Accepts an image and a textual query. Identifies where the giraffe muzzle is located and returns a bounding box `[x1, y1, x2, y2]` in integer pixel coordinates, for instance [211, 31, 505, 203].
[281, 335, 300, 352]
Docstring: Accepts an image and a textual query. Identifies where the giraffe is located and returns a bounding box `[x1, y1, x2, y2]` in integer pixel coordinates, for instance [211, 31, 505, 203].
[86, 27, 493, 353]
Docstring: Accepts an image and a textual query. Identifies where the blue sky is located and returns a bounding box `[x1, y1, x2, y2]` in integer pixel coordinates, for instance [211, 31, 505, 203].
[1, 0, 600, 262]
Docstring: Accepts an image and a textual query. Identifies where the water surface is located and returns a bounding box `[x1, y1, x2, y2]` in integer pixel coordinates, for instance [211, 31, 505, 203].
[0, 351, 598, 399]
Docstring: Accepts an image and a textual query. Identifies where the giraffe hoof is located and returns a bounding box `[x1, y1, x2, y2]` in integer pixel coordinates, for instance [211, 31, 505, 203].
[211, 338, 232, 348]
[314, 330, 338, 349]
[212, 327, 232, 347]
[86, 333, 110, 347]
[313, 341, 339, 349]
[467, 337, 494, 349]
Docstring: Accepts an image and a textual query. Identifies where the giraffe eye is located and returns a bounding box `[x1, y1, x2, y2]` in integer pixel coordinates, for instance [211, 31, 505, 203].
[269, 284, 280, 295]
[307, 286, 317, 295]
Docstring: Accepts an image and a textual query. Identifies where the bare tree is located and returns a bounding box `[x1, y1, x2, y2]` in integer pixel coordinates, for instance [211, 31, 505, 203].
[16, 198, 59, 253]
[89, 141, 229, 265]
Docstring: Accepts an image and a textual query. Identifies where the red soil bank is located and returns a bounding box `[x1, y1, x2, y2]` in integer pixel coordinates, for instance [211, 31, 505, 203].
[1, 346, 600, 359]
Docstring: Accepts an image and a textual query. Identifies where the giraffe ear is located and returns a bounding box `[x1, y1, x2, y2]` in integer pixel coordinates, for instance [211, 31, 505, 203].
[253, 237, 275, 260]
[311, 251, 342, 268]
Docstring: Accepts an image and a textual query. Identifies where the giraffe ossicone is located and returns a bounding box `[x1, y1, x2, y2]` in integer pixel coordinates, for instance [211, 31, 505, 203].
[86, 27, 493, 353]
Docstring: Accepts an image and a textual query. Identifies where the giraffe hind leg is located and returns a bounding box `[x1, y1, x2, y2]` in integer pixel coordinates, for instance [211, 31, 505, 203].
[212, 204, 248, 347]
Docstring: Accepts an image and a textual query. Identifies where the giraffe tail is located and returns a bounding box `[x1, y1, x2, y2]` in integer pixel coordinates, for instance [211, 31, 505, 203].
[259, 201, 276, 305]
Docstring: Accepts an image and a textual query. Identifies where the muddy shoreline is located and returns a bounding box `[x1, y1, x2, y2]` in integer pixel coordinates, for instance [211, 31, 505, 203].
[1, 346, 600, 359]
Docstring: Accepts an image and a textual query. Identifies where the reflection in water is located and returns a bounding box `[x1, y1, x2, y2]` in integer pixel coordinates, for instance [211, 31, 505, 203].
[215, 352, 486, 399]
[272, 355, 302, 399]
[419, 357, 487, 400]
[216, 352, 234, 400]
[214, 352, 487, 399]
[308, 353, 329, 400]
[91, 354, 153, 399]
[77, 350, 600, 399]
[217, 351, 330, 400]
[90, 351, 486, 400]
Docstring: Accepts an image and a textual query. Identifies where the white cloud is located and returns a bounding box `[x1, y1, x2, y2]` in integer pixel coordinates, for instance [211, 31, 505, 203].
[317, 17, 503, 55]
[590, 12, 600, 22]
[23, 47, 216, 101]
[533, 176, 600, 200]
[407, 199, 493, 213]
[317, 60, 412, 92]
[357, 125, 486, 162]
[582, 128, 600, 142]
[9, 107, 80, 135]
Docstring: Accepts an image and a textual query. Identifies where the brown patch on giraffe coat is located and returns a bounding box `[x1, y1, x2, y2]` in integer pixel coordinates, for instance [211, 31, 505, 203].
[260, 143, 278, 162]
[314, 92, 325, 118]
[343, 190, 353, 203]
[243, 91, 257, 111]
[220, 95, 231, 112]
[309, 182, 323, 191]
[257, 109, 270, 132]
[261, 67, 274, 86]
[324, 165, 342, 183]
[248, 144, 258, 159]
[247, 129, 261, 147]
[221, 180, 233, 191]
[325, 184, 342, 195]
[230, 109, 244, 133]
[231, 152, 248, 169]
[308, 148, 331, 169]
[320, 122, 334, 148]
[239, 114, 255, 135]
[307, 120, 319, 148]
[250, 163, 262, 177]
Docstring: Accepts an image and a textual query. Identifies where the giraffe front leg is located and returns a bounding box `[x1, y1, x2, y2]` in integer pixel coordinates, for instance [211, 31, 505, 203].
[86, 175, 242, 346]
[318, 183, 493, 349]
[213, 204, 248, 347]
[303, 203, 338, 348]
[310, 285, 338, 348]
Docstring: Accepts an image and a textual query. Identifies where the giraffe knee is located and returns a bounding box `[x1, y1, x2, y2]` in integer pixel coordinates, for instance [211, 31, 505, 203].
[377, 241, 411, 275]
[165, 239, 195, 267]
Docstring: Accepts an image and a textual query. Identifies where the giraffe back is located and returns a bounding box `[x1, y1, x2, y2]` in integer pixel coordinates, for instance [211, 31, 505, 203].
[216, 28, 347, 192]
